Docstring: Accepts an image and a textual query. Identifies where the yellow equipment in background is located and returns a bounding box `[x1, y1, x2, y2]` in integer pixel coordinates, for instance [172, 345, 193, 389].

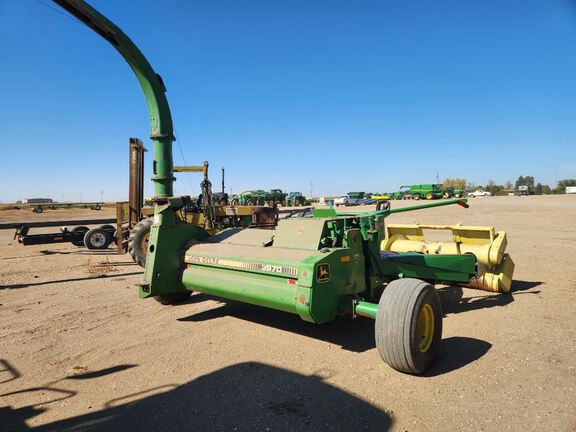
[381, 223, 515, 293]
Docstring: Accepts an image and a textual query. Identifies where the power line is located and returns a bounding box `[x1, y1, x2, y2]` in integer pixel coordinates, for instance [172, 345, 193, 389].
[35, 0, 83, 25]
[173, 129, 196, 195]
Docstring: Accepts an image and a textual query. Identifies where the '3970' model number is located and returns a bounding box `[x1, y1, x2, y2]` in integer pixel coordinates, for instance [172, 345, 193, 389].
[188, 256, 298, 276]
[261, 264, 284, 273]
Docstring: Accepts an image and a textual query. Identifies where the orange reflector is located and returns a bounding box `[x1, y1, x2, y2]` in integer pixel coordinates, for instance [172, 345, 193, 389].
[287, 279, 297, 285]
[340, 256, 351, 262]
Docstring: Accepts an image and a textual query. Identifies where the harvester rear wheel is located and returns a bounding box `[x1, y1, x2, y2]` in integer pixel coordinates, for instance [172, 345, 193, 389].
[128, 218, 153, 267]
[281, 200, 287, 207]
[442, 192, 450, 199]
[413, 194, 421, 200]
[154, 291, 192, 305]
[375, 278, 442, 374]
[426, 193, 433, 200]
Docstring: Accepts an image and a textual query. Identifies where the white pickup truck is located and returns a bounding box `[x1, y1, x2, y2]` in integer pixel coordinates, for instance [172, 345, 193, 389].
[334, 195, 359, 206]
[468, 190, 491, 197]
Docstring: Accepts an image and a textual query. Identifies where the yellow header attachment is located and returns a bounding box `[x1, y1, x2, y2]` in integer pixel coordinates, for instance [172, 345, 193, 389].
[382, 223, 515, 293]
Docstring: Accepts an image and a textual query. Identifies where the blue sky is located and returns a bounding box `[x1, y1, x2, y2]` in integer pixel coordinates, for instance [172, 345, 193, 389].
[1, 0, 575, 202]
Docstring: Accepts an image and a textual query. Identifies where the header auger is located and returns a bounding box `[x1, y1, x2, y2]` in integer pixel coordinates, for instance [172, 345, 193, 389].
[53, 1, 514, 374]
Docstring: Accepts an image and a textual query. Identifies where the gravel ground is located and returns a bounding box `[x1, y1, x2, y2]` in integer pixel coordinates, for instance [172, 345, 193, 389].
[0, 195, 575, 431]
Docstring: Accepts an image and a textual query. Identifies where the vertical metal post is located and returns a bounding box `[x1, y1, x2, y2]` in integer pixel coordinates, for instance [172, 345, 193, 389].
[222, 168, 225, 194]
[129, 138, 147, 227]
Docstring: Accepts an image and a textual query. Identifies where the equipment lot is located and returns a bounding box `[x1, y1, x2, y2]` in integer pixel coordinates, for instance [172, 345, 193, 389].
[1, 196, 575, 431]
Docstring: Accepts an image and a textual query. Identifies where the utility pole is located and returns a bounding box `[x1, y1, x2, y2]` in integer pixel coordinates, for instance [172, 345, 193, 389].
[555, 166, 558, 187]
[221, 168, 225, 194]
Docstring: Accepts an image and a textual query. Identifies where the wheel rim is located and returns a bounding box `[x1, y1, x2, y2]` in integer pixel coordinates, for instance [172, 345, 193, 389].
[426, 194, 432, 199]
[417, 303, 435, 353]
[91, 233, 107, 248]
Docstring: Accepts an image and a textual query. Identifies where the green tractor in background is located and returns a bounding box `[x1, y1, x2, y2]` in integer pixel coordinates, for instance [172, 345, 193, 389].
[441, 187, 465, 199]
[268, 189, 289, 206]
[232, 190, 267, 206]
[400, 184, 443, 200]
[285, 192, 309, 207]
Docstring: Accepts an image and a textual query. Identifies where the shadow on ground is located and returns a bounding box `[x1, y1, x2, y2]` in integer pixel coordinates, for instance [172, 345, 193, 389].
[65, 364, 137, 380]
[1, 362, 392, 432]
[424, 337, 492, 377]
[177, 295, 493, 375]
[438, 280, 543, 315]
[0, 359, 21, 384]
[178, 295, 376, 353]
[0, 272, 142, 290]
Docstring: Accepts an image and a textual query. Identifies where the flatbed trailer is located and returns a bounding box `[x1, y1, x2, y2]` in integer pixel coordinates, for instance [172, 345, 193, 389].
[31, 202, 103, 213]
[2, 218, 116, 247]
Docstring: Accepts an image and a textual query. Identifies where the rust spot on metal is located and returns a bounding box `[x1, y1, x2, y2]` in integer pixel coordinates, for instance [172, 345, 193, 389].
[251, 207, 277, 229]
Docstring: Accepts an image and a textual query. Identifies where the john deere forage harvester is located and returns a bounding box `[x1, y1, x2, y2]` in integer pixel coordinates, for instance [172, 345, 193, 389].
[53, 0, 514, 374]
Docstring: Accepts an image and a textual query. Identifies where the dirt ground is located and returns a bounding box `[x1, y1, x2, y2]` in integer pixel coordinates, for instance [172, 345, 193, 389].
[1, 196, 575, 431]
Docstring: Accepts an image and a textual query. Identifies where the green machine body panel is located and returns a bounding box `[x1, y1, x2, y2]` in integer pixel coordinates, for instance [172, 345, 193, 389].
[180, 199, 476, 324]
[182, 218, 366, 324]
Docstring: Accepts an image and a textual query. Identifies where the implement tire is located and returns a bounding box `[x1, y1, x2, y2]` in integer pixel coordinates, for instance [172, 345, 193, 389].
[83, 228, 112, 250]
[154, 292, 192, 305]
[71, 226, 89, 246]
[128, 218, 153, 267]
[375, 278, 442, 374]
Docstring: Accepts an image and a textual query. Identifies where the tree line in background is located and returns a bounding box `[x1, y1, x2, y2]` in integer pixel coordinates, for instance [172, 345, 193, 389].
[442, 176, 576, 196]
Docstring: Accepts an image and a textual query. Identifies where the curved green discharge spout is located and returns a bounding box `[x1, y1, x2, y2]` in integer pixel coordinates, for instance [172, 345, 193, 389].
[52, 0, 174, 197]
